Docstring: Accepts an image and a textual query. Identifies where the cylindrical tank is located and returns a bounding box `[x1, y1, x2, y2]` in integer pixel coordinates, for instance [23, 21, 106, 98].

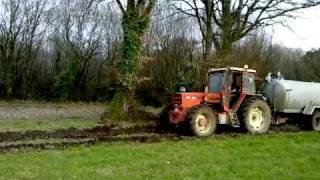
[262, 73, 320, 113]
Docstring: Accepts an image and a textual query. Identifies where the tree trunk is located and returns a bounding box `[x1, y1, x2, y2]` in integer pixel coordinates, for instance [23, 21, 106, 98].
[203, 22, 213, 64]
[120, 13, 144, 76]
[218, 38, 233, 58]
[118, 13, 146, 112]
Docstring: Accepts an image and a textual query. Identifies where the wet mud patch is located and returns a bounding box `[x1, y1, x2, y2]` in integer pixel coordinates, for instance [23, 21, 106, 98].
[0, 124, 169, 143]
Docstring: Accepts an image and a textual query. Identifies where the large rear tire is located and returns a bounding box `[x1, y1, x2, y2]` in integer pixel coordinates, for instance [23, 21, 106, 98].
[239, 98, 271, 134]
[187, 106, 217, 137]
[311, 111, 320, 131]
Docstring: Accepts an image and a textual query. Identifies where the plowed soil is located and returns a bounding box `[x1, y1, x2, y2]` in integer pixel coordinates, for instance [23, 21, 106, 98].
[0, 123, 304, 153]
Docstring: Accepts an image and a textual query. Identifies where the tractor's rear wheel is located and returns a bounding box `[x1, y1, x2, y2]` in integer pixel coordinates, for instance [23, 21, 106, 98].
[311, 111, 320, 131]
[187, 106, 217, 137]
[239, 98, 271, 134]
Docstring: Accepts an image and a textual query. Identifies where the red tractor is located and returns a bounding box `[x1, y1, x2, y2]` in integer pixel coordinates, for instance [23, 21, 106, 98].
[161, 66, 271, 136]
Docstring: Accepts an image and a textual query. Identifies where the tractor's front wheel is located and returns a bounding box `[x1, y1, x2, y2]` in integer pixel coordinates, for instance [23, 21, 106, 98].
[240, 98, 271, 134]
[187, 106, 217, 137]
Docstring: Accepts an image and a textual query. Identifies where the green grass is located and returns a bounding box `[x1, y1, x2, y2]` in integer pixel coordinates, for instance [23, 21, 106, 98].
[0, 118, 101, 132]
[0, 132, 319, 179]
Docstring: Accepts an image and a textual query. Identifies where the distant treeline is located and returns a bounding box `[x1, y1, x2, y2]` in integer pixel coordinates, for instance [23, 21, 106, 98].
[0, 0, 319, 105]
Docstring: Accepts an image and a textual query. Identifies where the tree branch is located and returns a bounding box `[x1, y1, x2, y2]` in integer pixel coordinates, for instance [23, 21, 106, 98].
[115, 0, 125, 13]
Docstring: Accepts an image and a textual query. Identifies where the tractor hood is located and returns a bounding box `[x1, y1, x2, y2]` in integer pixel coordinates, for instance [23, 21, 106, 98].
[173, 93, 205, 108]
[173, 92, 221, 108]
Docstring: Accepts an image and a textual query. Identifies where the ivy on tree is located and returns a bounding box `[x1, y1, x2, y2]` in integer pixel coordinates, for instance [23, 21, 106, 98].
[115, 0, 157, 111]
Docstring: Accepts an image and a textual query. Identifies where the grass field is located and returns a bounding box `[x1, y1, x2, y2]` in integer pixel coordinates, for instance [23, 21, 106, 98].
[0, 132, 319, 179]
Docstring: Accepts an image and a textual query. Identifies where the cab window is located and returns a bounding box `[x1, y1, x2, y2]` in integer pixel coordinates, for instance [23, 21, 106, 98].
[209, 73, 223, 93]
[242, 73, 256, 94]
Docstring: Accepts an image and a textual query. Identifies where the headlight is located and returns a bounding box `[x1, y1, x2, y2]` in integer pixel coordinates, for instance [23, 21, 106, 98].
[174, 106, 184, 112]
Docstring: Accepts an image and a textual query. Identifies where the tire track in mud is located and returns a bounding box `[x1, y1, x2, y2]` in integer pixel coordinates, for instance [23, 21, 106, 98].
[0, 121, 302, 143]
[0, 134, 186, 153]
[0, 124, 304, 153]
[0, 124, 184, 153]
[0, 124, 166, 143]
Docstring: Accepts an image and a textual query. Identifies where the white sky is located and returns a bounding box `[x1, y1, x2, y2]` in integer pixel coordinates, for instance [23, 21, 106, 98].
[270, 6, 320, 51]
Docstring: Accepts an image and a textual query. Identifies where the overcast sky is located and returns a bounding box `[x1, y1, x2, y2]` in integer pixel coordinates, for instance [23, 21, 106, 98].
[270, 6, 320, 51]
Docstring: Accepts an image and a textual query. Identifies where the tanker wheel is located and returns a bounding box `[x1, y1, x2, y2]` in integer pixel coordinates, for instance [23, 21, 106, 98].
[240, 98, 271, 134]
[311, 111, 320, 131]
[187, 106, 217, 137]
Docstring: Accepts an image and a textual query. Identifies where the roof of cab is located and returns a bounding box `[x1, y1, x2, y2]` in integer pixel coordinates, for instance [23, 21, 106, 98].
[209, 67, 256, 73]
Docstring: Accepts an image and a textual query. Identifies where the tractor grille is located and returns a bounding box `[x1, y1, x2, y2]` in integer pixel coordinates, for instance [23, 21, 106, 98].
[173, 94, 182, 105]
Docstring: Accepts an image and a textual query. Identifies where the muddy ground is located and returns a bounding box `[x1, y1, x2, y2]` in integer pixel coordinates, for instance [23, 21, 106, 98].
[0, 122, 304, 153]
[0, 101, 166, 152]
[0, 124, 182, 153]
[0, 101, 306, 153]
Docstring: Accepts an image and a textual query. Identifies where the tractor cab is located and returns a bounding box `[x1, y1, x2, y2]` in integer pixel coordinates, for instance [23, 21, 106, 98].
[163, 66, 271, 137]
[207, 67, 257, 110]
[208, 67, 256, 95]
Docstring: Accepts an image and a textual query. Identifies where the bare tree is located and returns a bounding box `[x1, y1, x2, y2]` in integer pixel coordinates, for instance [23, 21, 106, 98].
[172, 0, 214, 62]
[172, 0, 320, 57]
[50, 0, 105, 99]
[146, 10, 202, 92]
[0, 0, 46, 98]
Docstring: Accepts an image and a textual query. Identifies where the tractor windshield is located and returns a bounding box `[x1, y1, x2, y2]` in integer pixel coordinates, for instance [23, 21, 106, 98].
[209, 72, 224, 93]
